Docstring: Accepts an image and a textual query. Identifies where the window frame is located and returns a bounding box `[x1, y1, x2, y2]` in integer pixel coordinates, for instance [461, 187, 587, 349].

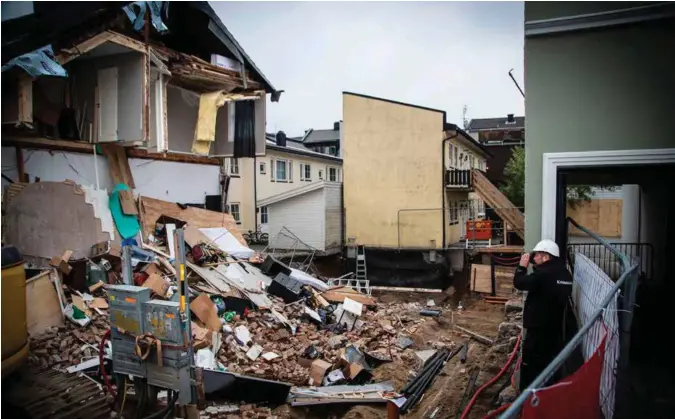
[275, 159, 288, 182]
[228, 203, 241, 224]
[304, 163, 311, 181]
[260, 206, 268, 224]
[229, 158, 239, 176]
[259, 161, 266, 175]
[328, 166, 339, 182]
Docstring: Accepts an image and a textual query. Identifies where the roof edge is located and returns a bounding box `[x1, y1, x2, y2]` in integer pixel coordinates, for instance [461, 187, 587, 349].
[257, 180, 327, 207]
[343, 91, 447, 116]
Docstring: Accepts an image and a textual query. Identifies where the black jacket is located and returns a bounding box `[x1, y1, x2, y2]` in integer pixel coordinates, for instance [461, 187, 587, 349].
[514, 258, 574, 331]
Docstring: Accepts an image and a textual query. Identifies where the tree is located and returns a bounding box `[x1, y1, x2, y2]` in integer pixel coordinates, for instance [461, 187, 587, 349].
[500, 146, 607, 210]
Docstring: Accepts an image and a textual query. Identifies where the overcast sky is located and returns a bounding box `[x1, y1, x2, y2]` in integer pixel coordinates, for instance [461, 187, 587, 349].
[213, 1, 525, 137]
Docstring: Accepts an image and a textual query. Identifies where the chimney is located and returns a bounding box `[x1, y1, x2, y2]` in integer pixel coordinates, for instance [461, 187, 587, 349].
[333, 121, 340, 131]
[507, 114, 515, 123]
[276, 131, 287, 147]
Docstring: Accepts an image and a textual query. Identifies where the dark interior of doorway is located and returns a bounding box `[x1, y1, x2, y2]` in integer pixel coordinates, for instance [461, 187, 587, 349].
[557, 163, 675, 419]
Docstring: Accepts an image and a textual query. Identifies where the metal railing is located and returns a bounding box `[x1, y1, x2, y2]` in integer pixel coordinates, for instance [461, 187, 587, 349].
[568, 242, 653, 282]
[501, 218, 639, 419]
[445, 169, 473, 188]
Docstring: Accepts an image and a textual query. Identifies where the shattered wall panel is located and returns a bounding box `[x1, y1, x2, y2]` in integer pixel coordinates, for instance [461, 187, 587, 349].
[4, 182, 114, 260]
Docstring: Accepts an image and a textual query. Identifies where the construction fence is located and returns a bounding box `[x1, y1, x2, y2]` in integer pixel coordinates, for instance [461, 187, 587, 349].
[501, 218, 639, 419]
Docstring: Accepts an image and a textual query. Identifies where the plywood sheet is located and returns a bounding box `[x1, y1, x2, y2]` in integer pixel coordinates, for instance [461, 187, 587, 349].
[321, 286, 377, 307]
[26, 271, 64, 336]
[567, 199, 622, 238]
[139, 196, 245, 246]
[470, 264, 492, 294]
[5, 182, 114, 259]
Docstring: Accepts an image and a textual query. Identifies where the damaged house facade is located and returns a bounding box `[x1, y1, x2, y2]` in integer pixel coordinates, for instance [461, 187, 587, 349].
[2, 2, 277, 212]
[341, 92, 512, 288]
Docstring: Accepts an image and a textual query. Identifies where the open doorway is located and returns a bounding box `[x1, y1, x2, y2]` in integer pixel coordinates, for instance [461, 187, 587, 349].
[559, 163, 675, 418]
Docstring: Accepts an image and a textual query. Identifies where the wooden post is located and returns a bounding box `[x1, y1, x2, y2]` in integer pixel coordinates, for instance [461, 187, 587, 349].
[387, 401, 400, 419]
[16, 147, 26, 182]
[17, 74, 33, 125]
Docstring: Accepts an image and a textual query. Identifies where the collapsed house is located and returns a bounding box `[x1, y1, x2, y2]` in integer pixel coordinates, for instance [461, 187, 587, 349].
[2, 1, 275, 210]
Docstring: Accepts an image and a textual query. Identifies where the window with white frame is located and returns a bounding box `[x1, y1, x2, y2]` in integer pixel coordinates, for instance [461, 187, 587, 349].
[328, 167, 339, 182]
[229, 158, 239, 176]
[260, 206, 268, 224]
[449, 145, 455, 168]
[329, 146, 337, 156]
[318, 169, 323, 180]
[453, 147, 458, 168]
[302, 164, 311, 181]
[259, 161, 266, 174]
[275, 160, 288, 181]
[228, 203, 241, 224]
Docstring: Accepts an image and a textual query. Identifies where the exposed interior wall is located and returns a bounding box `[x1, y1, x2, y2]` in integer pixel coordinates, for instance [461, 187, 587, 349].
[524, 17, 675, 247]
[71, 50, 145, 143]
[343, 93, 445, 249]
[166, 85, 198, 153]
[268, 188, 326, 251]
[1, 147, 219, 204]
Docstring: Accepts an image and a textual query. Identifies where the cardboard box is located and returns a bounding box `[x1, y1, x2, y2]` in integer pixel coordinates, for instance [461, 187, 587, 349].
[142, 273, 169, 298]
[309, 359, 332, 386]
[50, 250, 73, 275]
[190, 294, 222, 333]
[91, 241, 121, 259]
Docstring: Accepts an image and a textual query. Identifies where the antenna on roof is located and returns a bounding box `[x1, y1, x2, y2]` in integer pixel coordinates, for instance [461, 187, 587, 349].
[508, 69, 525, 98]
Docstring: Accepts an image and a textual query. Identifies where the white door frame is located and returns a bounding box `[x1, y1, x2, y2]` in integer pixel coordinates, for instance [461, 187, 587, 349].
[541, 148, 675, 240]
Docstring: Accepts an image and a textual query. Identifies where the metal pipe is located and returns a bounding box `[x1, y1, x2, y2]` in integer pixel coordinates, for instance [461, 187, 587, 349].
[500, 264, 638, 419]
[508, 69, 525, 98]
[175, 229, 196, 406]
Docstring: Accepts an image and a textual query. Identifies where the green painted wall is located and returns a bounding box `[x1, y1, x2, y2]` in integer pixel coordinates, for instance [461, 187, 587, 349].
[524, 18, 675, 247]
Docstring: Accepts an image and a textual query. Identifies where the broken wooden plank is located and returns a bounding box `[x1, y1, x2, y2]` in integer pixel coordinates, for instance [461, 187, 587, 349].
[455, 325, 494, 345]
[118, 189, 138, 215]
[26, 271, 65, 336]
[100, 144, 135, 188]
[321, 286, 377, 308]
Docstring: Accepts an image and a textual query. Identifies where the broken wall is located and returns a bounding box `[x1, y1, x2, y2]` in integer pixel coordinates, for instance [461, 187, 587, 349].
[1, 147, 220, 204]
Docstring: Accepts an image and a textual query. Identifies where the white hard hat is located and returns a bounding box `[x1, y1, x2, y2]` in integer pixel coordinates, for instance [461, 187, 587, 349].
[533, 239, 560, 257]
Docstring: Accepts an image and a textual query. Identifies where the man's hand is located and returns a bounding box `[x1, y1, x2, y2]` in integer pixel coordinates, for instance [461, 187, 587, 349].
[519, 253, 530, 268]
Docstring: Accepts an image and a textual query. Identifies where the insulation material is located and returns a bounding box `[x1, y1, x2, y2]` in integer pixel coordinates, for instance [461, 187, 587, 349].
[192, 91, 228, 155]
[199, 227, 254, 259]
[4, 182, 114, 259]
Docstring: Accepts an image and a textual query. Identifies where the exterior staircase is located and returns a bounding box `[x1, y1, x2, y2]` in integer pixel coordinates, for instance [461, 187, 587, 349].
[471, 169, 525, 240]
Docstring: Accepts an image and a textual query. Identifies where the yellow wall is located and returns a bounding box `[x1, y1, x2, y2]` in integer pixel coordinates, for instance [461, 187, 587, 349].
[343, 93, 445, 248]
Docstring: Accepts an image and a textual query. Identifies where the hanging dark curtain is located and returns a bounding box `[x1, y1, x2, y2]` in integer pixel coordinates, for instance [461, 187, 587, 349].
[233, 100, 256, 158]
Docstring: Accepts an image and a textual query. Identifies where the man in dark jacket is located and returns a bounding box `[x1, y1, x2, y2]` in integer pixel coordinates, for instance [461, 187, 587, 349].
[514, 239, 578, 392]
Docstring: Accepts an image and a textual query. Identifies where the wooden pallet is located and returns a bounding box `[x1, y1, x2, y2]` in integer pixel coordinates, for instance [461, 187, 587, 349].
[5, 368, 111, 419]
[483, 295, 509, 305]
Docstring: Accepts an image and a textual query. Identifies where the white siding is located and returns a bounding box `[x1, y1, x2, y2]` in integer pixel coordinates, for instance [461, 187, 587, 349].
[268, 188, 326, 251]
[324, 183, 342, 251]
[1, 147, 219, 204]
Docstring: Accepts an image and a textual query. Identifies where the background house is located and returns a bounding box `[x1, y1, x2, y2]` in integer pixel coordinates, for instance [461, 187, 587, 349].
[224, 129, 343, 254]
[342, 92, 498, 287]
[467, 114, 524, 188]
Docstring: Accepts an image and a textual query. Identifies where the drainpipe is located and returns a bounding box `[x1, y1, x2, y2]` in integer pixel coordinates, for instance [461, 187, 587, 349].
[253, 156, 258, 233]
[442, 131, 459, 249]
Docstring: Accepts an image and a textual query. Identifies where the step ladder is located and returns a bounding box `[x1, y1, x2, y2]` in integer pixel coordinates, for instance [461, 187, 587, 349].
[355, 245, 367, 282]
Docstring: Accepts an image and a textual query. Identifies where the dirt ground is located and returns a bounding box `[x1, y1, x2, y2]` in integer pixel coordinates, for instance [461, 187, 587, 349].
[286, 291, 513, 419]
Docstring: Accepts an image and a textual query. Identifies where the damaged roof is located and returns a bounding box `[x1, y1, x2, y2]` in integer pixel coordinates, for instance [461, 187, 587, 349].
[1, 1, 280, 99]
[467, 116, 525, 131]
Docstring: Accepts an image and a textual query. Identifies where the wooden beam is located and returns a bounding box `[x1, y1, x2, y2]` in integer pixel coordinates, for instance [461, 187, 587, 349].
[16, 147, 26, 182]
[56, 32, 114, 64]
[3, 136, 94, 153]
[127, 148, 221, 166]
[17, 74, 33, 125]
